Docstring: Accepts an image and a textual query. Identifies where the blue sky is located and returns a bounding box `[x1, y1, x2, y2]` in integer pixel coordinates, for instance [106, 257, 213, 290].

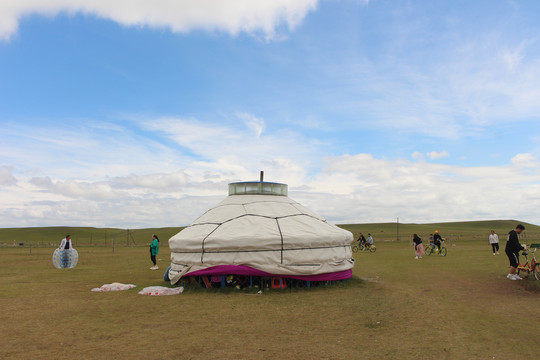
[1, 0, 540, 228]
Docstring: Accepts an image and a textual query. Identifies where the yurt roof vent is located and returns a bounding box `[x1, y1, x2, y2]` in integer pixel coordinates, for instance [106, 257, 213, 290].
[228, 181, 288, 196]
[228, 171, 287, 196]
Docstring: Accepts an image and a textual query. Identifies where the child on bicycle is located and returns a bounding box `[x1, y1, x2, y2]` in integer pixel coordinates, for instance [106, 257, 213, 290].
[366, 234, 374, 248]
[358, 233, 366, 246]
[433, 230, 443, 251]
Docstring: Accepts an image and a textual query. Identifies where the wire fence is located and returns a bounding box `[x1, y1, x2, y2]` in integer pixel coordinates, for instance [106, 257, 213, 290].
[0, 227, 184, 250]
[3, 227, 539, 253]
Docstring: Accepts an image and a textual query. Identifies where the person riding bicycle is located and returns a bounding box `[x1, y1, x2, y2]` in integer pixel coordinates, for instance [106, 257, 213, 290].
[357, 233, 366, 246]
[366, 233, 374, 248]
[433, 230, 443, 251]
[428, 234, 435, 249]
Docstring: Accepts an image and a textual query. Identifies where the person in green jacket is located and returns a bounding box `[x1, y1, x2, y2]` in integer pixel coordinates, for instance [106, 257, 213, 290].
[149, 234, 159, 270]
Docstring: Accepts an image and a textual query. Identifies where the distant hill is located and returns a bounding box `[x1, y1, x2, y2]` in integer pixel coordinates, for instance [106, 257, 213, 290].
[1, 220, 539, 247]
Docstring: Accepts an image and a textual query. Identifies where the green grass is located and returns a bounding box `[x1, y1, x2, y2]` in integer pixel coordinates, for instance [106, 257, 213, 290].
[1, 239, 539, 359]
[1, 221, 539, 359]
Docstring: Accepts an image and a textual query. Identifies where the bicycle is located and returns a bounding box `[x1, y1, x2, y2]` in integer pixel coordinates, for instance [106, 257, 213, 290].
[352, 242, 376, 253]
[425, 240, 447, 256]
[517, 243, 540, 281]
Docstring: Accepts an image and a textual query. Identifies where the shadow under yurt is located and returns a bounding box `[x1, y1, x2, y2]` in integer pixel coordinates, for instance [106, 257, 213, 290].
[166, 175, 354, 289]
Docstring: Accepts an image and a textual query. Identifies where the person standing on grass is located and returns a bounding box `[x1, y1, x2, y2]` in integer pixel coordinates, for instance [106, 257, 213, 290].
[412, 234, 424, 259]
[149, 234, 160, 270]
[489, 230, 500, 255]
[505, 224, 526, 280]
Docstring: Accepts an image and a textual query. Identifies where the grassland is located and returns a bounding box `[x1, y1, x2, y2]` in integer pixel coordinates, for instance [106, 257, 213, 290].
[2, 219, 540, 249]
[1, 221, 539, 359]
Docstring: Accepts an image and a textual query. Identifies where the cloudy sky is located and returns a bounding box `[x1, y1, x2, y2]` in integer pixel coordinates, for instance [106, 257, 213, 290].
[1, 0, 540, 228]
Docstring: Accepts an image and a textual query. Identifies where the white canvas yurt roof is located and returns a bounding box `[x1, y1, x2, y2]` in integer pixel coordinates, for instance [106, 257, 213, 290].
[167, 180, 354, 284]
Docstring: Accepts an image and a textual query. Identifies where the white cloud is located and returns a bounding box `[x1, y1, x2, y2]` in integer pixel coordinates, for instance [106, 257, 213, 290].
[0, 166, 17, 186]
[296, 153, 540, 224]
[512, 153, 539, 168]
[29, 176, 119, 200]
[0, 116, 321, 226]
[139, 116, 321, 182]
[0, 120, 183, 180]
[237, 112, 265, 139]
[309, 15, 540, 140]
[3, 150, 540, 227]
[411, 151, 449, 161]
[501, 45, 525, 71]
[427, 151, 449, 160]
[0, 0, 318, 41]
[2, 118, 540, 228]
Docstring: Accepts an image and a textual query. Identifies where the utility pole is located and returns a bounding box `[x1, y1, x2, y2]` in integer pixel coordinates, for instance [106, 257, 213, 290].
[126, 230, 136, 246]
[397, 217, 400, 241]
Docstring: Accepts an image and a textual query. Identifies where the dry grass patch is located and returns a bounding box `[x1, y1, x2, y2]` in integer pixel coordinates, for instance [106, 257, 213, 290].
[1, 241, 539, 359]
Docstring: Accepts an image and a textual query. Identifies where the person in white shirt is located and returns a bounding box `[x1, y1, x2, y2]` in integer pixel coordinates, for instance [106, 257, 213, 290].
[59, 235, 72, 250]
[488, 230, 499, 255]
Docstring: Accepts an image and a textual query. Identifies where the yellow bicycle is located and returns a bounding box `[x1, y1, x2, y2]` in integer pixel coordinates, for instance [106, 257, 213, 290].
[425, 240, 447, 256]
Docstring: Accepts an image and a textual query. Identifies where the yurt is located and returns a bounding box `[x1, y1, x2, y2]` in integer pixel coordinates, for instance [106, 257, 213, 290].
[167, 176, 354, 287]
